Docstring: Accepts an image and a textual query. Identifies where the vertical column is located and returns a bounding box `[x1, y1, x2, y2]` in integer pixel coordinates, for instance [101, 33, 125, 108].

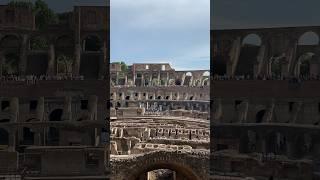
[99, 42, 107, 78]
[95, 128, 101, 146]
[47, 44, 55, 75]
[228, 37, 242, 76]
[73, 43, 81, 76]
[88, 95, 98, 121]
[141, 74, 145, 87]
[20, 34, 28, 75]
[158, 71, 161, 85]
[149, 75, 152, 87]
[0, 51, 3, 77]
[63, 96, 72, 121]
[36, 97, 45, 122]
[116, 72, 119, 85]
[34, 132, 42, 146]
[124, 75, 128, 85]
[10, 97, 19, 123]
[166, 72, 169, 86]
[8, 131, 16, 152]
[133, 73, 136, 86]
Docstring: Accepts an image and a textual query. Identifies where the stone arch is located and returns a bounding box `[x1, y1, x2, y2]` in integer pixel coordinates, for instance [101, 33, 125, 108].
[55, 35, 74, 50]
[49, 109, 63, 122]
[202, 71, 210, 77]
[29, 35, 49, 50]
[242, 33, 262, 46]
[2, 52, 20, 75]
[194, 79, 201, 86]
[0, 34, 21, 49]
[298, 31, 319, 45]
[47, 109, 63, 145]
[168, 79, 175, 86]
[184, 72, 193, 86]
[236, 33, 262, 77]
[265, 131, 286, 155]
[296, 52, 314, 77]
[82, 35, 103, 52]
[0, 128, 9, 146]
[202, 78, 209, 86]
[186, 72, 193, 77]
[126, 154, 203, 180]
[270, 57, 282, 77]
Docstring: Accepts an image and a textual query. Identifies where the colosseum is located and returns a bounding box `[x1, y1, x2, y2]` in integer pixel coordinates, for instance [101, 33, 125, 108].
[109, 62, 210, 180]
[0, 2, 109, 180]
[211, 27, 320, 180]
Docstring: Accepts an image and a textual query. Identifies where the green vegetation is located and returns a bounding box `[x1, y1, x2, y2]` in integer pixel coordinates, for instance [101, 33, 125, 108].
[57, 55, 73, 75]
[113, 61, 128, 72]
[8, 0, 58, 30]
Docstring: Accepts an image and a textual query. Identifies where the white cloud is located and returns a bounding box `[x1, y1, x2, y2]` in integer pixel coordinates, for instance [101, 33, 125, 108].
[111, 0, 209, 30]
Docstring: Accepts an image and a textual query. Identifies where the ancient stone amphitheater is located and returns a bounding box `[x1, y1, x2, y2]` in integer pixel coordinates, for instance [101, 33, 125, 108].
[109, 63, 210, 180]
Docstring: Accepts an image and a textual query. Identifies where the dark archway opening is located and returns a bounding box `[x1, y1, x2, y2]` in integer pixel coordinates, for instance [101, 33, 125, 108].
[3, 53, 20, 75]
[48, 109, 63, 146]
[256, 110, 266, 123]
[0, 128, 9, 146]
[83, 35, 102, 52]
[175, 79, 182, 86]
[23, 127, 34, 145]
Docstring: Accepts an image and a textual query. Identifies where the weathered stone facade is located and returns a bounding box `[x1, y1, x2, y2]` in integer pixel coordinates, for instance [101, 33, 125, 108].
[211, 27, 320, 180]
[110, 63, 210, 180]
[0, 3, 109, 180]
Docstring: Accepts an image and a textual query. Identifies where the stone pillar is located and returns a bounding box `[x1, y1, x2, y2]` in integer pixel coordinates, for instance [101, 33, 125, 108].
[34, 132, 42, 146]
[88, 95, 98, 121]
[170, 92, 173, 100]
[141, 74, 145, 87]
[121, 92, 125, 101]
[36, 97, 45, 122]
[95, 128, 101, 146]
[20, 34, 28, 75]
[138, 92, 142, 100]
[176, 92, 180, 100]
[228, 37, 242, 76]
[254, 44, 267, 77]
[62, 96, 72, 121]
[116, 72, 119, 85]
[125, 75, 128, 85]
[0, 51, 3, 77]
[158, 71, 161, 85]
[8, 131, 16, 152]
[149, 75, 152, 87]
[286, 134, 296, 158]
[73, 43, 81, 76]
[133, 73, 136, 86]
[166, 72, 169, 86]
[99, 42, 107, 78]
[47, 44, 55, 75]
[10, 97, 19, 123]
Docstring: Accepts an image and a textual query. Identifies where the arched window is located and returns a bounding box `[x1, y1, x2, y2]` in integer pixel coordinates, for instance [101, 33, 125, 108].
[298, 31, 319, 45]
[83, 35, 102, 52]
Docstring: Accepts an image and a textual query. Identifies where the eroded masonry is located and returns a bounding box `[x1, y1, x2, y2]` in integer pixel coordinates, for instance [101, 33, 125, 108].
[212, 27, 320, 180]
[0, 4, 109, 179]
[110, 63, 210, 180]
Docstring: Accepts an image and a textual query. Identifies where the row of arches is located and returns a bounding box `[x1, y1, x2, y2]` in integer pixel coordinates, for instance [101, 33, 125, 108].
[214, 30, 320, 77]
[0, 34, 103, 52]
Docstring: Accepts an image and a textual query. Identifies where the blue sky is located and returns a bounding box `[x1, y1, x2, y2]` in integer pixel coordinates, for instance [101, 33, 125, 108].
[111, 0, 210, 70]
